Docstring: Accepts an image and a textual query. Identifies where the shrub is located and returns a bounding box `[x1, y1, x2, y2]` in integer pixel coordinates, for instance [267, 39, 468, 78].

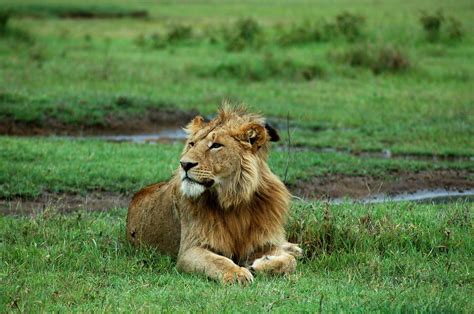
[335, 12, 365, 41]
[195, 54, 324, 81]
[373, 46, 410, 74]
[420, 10, 444, 42]
[277, 22, 323, 46]
[166, 24, 192, 43]
[420, 11, 465, 42]
[445, 16, 464, 40]
[274, 12, 365, 47]
[337, 43, 410, 74]
[224, 17, 263, 51]
[0, 11, 34, 43]
[0, 11, 9, 34]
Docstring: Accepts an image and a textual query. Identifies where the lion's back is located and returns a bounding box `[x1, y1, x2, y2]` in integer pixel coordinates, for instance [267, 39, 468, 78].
[126, 182, 181, 256]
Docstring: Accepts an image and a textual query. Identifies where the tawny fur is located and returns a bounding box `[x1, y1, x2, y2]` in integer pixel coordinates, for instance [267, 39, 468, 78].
[126, 106, 302, 284]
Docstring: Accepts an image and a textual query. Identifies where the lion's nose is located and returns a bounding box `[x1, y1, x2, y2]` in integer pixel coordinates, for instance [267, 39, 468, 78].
[180, 161, 198, 171]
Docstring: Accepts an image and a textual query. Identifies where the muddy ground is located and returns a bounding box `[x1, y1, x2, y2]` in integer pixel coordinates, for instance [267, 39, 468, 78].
[2, 170, 473, 216]
[0, 107, 198, 136]
[0, 192, 130, 216]
[290, 170, 474, 200]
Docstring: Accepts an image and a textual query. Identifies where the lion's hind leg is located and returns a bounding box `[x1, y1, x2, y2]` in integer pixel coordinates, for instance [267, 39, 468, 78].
[250, 247, 297, 275]
[282, 242, 303, 258]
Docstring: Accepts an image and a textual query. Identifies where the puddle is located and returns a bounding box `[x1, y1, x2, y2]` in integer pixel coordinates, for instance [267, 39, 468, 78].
[89, 128, 187, 144]
[332, 188, 474, 204]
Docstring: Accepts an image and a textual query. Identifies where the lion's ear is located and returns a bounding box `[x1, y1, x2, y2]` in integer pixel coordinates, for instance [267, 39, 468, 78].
[184, 115, 206, 134]
[239, 123, 268, 148]
[265, 123, 280, 142]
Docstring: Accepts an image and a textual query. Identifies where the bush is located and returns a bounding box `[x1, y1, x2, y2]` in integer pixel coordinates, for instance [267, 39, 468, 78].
[420, 11, 465, 42]
[166, 24, 192, 43]
[0, 11, 34, 43]
[0, 11, 9, 34]
[420, 10, 444, 42]
[277, 22, 323, 46]
[337, 44, 410, 74]
[445, 16, 464, 40]
[275, 12, 364, 47]
[335, 12, 365, 41]
[224, 18, 263, 51]
[195, 54, 324, 82]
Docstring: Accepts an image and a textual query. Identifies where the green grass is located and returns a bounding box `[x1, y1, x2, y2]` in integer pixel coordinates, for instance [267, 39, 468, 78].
[0, 0, 473, 156]
[1, 137, 472, 199]
[1, 202, 472, 312]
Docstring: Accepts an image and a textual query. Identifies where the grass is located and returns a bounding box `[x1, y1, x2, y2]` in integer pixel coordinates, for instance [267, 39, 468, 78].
[1, 202, 472, 311]
[1, 137, 472, 199]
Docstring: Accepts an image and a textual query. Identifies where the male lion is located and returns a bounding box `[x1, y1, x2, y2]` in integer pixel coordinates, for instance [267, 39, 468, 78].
[126, 106, 302, 284]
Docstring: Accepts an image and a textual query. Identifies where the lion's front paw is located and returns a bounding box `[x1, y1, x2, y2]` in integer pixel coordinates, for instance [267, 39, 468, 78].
[221, 267, 254, 285]
[282, 242, 303, 258]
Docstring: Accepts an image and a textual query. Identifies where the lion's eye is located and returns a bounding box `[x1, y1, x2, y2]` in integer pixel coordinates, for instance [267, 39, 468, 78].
[189, 142, 195, 147]
[210, 143, 223, 149]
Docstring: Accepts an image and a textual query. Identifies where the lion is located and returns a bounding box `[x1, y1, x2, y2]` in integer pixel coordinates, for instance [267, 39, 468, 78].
[126, 106, 302, 284]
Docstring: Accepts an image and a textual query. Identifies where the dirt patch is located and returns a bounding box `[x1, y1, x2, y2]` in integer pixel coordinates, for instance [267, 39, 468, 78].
[0, 192, 130, 216]
[289, 170, 474, 200]
[2, 170, 473, 216]
[0, 107, 198, 136]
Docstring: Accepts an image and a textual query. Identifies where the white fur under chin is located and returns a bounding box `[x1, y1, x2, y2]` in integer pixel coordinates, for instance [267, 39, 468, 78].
[180, 179, 206, 198]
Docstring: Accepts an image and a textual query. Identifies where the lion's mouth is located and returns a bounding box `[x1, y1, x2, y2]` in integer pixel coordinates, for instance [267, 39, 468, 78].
[183, 176, 214, 188]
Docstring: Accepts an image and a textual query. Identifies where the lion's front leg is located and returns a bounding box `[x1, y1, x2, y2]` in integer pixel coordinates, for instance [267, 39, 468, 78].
[250, 244, 301, 275]
[177, 247, 254, 285]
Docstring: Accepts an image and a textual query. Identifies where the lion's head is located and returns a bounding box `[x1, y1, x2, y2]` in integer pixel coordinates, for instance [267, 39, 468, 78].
[178, 106, 280, 208]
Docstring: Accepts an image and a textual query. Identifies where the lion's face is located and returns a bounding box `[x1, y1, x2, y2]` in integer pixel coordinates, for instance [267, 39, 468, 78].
[178, 107, 279, 204]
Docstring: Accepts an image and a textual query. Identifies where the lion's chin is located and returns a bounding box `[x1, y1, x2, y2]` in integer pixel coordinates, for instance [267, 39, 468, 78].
[180, 179, 207, 198]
